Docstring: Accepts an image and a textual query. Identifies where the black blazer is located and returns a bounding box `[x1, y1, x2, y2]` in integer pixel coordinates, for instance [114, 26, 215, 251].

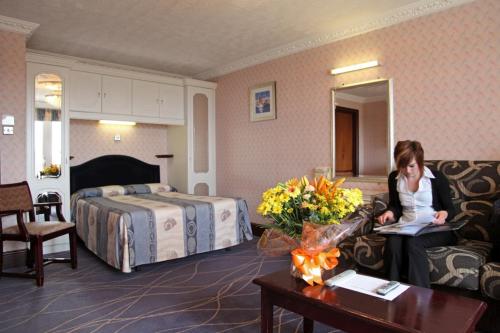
[386, 169, 456, 222]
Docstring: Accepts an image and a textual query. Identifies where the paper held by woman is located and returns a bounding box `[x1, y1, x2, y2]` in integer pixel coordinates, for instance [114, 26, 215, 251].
[374, 217, 467, 236]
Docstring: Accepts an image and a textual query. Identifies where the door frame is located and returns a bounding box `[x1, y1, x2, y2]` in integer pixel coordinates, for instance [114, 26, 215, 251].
[335, 106, 358, 176]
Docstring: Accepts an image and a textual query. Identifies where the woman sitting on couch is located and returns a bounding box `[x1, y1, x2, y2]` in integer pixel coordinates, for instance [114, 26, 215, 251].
[377, 140, 456, 288]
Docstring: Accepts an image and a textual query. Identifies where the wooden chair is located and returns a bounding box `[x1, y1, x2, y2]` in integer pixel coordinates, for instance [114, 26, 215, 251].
[0, 181, 77, 286]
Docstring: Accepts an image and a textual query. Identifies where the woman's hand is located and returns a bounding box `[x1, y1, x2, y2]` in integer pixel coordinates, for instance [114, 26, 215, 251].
[433, 211, 448, 225]
[377, 210, 395, 225]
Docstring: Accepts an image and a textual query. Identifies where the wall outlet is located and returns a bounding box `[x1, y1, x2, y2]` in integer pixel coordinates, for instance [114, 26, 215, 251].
[3, 126, 13, 135]
[114, 134, 121, 141]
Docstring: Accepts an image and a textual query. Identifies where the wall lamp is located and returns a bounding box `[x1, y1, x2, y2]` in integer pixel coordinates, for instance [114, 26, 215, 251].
[99, 120, 136, 126]
[331, 60, 379, 75]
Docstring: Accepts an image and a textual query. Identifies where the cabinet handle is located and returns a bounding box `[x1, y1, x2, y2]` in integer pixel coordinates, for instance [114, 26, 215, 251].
[161, 99, 164, 104]
[97, 92, 101, 97]
[103, 92, 107, 98]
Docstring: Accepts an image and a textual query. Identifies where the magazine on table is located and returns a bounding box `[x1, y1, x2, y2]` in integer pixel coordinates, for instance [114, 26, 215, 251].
[374, 216, 467, 236]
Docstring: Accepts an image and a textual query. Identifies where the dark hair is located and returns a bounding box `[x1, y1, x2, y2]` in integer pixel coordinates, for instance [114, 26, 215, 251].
[394, 140, 424, 175]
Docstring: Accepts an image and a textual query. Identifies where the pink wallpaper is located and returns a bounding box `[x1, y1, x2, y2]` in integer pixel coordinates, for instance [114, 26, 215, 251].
[0, 31, 26, 184]
[215, 0, 500, 224]
[70, 120, 169, 183]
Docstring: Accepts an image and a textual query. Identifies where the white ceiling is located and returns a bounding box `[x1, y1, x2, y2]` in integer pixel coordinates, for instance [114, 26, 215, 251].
[0, 0, 472, 79]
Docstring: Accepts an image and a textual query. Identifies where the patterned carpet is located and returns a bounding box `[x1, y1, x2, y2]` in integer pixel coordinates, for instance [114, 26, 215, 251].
[0, 239, 343, 333]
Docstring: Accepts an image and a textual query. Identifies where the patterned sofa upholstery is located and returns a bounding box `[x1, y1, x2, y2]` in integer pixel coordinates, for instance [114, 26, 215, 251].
[352, 160, 500, 300]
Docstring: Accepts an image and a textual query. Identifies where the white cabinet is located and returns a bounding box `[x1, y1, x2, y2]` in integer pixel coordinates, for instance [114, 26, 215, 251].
[64, 63, 186, 125]
[133, 80, 184, 121]
[69, 71, 132, 115]
[27, 62, 71, 254]
[132, 80, 160, 117]
[167, 80, 216, 195]
[160, 84, 184, 120]
[69, 71, 101, 113]
[102, 75, 132, 115]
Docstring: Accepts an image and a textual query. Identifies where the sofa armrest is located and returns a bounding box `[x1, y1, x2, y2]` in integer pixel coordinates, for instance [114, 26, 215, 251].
[343, 203, 374, 237]
[480, 262, 500, 300]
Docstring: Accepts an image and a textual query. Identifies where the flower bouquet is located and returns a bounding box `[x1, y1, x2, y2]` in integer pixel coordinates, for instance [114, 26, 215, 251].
[257, 176, 363, 285]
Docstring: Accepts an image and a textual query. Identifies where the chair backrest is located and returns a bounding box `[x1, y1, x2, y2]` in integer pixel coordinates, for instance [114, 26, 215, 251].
[0, 181, 35, 216]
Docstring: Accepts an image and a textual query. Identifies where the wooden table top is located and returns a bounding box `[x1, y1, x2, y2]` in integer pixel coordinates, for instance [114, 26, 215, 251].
[253, 269, 487, 333]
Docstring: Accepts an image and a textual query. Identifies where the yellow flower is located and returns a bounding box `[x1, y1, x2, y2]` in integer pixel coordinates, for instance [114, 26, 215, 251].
[257, 175, 363, 237]
[286, 185, 301, 198]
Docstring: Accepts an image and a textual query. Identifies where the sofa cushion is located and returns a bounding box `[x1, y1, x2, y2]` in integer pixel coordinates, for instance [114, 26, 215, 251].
[427, 245, 489, 290]
[456, 200, 499, 242]
[353, 234, 493, 291]
[456, 238, 494, 259]
[480, 262, 500, 300]
[353, 234, 385, 271]
[424, 160, 500, 202]
[338, 236, 356, 269]
[345, 203, 374, 237]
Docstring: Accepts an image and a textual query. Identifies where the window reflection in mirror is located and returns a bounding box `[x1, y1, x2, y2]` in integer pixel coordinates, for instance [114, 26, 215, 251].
[34, 74, 62, 179]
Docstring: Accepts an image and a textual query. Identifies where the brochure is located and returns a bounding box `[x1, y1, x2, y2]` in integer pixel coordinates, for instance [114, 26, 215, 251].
[333, 273, 409, 301]
[374, 219, 467, 236]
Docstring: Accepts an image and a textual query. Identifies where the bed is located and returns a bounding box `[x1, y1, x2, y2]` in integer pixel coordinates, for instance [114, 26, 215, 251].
[70, 155, 253, 272]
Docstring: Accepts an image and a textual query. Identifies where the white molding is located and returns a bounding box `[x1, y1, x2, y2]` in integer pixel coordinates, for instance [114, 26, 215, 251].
[183, 78, 217, 89]
[196, 0, 474, 80]
[0, 15, 39, 38]
[335, 92, 386, 104]
[27, 49, 186, 85]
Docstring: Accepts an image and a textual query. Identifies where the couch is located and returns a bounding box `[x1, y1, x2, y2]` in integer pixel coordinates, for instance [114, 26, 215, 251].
[348, 160, 500, 299]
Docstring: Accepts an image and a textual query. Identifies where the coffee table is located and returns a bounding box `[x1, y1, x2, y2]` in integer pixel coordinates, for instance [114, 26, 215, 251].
[253, 269, 487, 333]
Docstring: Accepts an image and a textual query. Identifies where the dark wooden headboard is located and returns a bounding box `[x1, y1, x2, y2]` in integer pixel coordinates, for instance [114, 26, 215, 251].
[70, 155, 160, 194]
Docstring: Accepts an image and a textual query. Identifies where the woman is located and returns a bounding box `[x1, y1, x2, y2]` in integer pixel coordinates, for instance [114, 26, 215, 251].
[378, 140, 456, 288]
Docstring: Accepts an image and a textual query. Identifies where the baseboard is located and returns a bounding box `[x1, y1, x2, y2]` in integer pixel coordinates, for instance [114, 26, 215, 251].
[3, 249, 28, 269]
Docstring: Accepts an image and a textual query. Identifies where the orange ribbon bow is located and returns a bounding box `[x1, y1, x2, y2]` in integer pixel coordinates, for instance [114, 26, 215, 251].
[291, 247, 340, 286]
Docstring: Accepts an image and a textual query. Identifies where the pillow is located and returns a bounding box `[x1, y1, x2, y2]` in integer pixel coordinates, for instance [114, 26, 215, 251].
[146, 183, 175, 194]
[99, 185, 127, 197]
[73, 183, 175, 199]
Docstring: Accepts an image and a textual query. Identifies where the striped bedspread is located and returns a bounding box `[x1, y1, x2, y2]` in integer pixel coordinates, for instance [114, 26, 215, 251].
[71, 184, 253, 272]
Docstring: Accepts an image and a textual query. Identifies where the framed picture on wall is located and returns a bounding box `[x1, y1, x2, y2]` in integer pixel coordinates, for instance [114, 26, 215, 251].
[249, 81, 276, 122]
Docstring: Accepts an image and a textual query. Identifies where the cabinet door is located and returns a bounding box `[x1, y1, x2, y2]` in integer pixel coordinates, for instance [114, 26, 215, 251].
[69, 71, 101, 113]
[102, 75, 132, 115]
[132, 80, 160, 117]
[159, 84, 184, 121]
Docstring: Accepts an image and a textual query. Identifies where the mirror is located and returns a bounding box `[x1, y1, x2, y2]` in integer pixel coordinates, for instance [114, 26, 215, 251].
[332, 79, 394, 178]
[34, 73, 63, 179]
[193, 93, 209, 173]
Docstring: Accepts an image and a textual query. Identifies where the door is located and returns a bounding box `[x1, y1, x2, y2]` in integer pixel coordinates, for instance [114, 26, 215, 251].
[69, 71, 102, 113]
[102, 75, 132, 115]
[159, 84, 184, 121]
[27, 63, 71, 254]
[187, 86, 216, 195]
[335, 106, 358, 176]
[132, 80, 160, 117]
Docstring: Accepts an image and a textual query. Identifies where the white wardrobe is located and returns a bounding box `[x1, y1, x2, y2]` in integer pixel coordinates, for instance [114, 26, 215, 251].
[25, 52, 217, 253]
